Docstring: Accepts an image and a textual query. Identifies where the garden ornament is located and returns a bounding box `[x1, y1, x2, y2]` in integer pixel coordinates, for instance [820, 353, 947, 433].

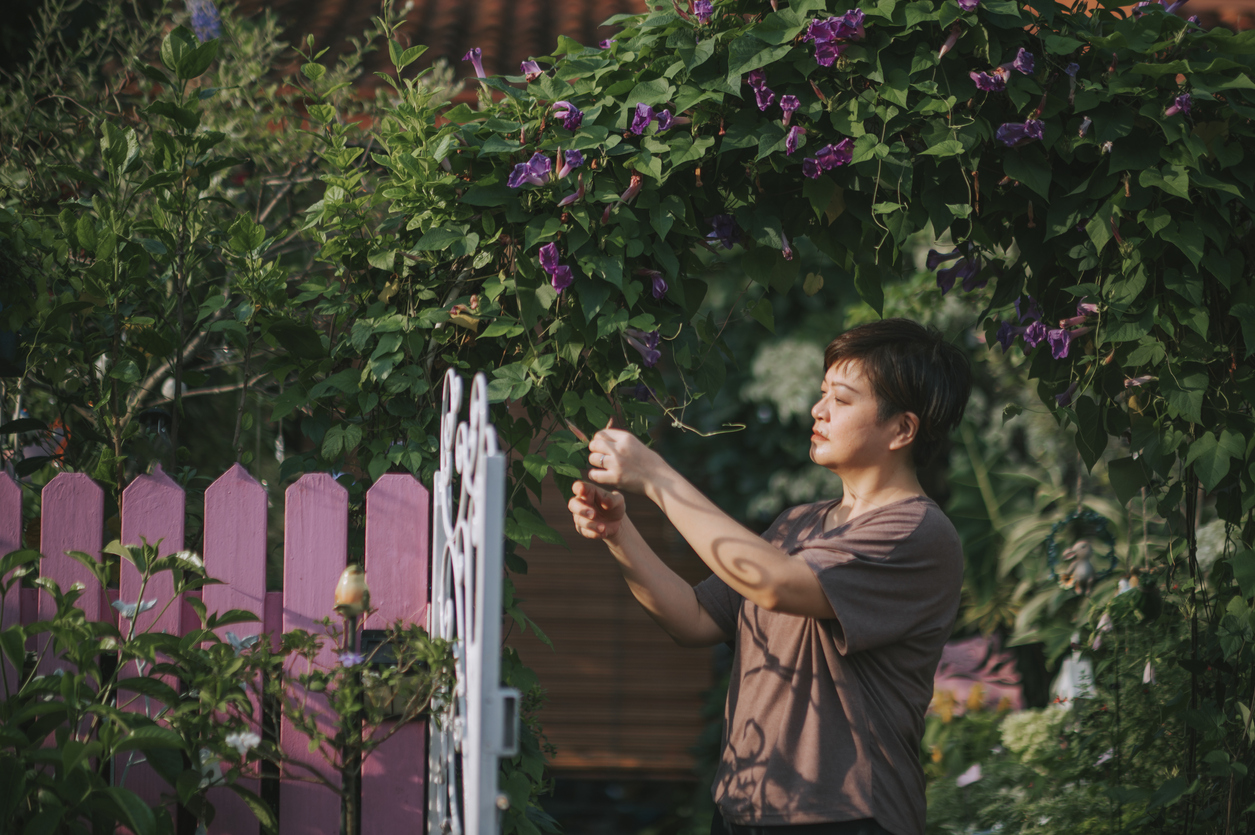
[1045, 507, 1118, 592]
[334, 564, 371, 617]
[1060, 539, 1097, 595]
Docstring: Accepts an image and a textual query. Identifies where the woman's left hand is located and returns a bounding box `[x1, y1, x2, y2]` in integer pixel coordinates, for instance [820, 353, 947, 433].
[587, 424, 664, 496]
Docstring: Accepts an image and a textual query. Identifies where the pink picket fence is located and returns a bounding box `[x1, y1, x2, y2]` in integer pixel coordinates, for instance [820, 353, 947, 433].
[1, 463, 431, 835]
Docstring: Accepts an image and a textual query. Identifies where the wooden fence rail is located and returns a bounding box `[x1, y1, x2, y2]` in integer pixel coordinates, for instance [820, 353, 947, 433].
[3, 465, 431, 835]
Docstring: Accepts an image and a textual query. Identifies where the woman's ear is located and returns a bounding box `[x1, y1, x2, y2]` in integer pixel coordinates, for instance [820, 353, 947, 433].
[888, 411, 920, 452]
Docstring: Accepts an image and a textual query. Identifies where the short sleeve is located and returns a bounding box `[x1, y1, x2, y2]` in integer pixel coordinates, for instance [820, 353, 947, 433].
[693, 573, 742, 639]
[795, 501, 962, 655]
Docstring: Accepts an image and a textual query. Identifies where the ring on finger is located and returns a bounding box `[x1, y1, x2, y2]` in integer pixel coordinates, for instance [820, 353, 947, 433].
[599, 453, 607, 468]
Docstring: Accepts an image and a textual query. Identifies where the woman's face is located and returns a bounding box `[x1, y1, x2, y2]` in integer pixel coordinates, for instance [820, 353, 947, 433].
[809, 360, 904, 473]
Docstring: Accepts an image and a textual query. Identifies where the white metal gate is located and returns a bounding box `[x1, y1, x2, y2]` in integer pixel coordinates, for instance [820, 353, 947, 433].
[428, 370, 520, 835]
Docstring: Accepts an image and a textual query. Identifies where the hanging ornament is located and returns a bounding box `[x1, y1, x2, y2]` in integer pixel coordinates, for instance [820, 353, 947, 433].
[1045, 507, 1118, 594]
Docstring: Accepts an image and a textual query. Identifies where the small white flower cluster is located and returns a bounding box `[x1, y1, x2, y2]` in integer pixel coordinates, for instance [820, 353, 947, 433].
[747, 465, 843, 521]
[741, 337, 825, 423]
[999, 705, 1069, 763]
[225, 729, 261, 757]
[1194, 517, 1228, 574]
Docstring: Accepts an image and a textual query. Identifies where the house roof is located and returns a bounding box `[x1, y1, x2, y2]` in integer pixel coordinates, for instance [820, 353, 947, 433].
[234, 0, 649, 88]
[233, 0, 1253, 94]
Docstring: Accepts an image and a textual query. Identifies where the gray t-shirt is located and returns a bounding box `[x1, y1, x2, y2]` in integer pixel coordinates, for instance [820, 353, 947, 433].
[693, 496, 963, 835]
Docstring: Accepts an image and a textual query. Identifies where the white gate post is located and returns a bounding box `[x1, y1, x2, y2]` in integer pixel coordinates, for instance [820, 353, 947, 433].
[429, 370, 520, 835]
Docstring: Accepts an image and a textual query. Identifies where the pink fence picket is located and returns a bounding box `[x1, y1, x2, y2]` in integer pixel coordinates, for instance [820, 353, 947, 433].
[1, 473, 21, 693]
[203, 463, 268, 835]
[361, 474, 430, 835]
[279, 473, 348, 834]
[25, 463, 436, 834]
[117, 464, 186, 814]
[37, 472, 104, 676]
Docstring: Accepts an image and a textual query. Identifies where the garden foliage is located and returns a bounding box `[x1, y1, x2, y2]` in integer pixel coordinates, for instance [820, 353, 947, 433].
[0, 542, 451, 834]
[5, 0, 1255, 831]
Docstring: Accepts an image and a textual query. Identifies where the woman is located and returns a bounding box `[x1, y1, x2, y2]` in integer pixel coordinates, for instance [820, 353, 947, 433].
[568, 318, 971, 835]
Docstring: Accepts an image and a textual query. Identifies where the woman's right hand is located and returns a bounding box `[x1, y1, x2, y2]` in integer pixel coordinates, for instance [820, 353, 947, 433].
[568, 480, 626, 541]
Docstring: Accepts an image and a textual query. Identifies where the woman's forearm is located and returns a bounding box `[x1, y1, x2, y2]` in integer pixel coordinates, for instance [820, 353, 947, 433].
[643, 462, 835, 619]
[603, 515, 729, 647]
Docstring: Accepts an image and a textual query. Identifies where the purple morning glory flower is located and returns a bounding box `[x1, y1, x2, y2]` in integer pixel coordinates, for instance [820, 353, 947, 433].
[961, 263, 987, 292]
[747, 69, 768, 89]
[805, 10, 863, 66]
[996, 119, 1044, 147]
[1136, 0, 1188, 15]
[707, 214, 739, 249]
[1015, 295, 1042, 323]
[1024, 320, 1048, 347]
[1066, 62, 1082, 102]
[927, 248, 962, 270]
[188, 0, 221, 42]
[637, 269, 668, 299]
[630, 103, 655, 135]
[656, 109, 675, 131]
[1055, 380, 1079, 407]
[693, 0, 713, 24]
[815, 138, 854, 169]
[839, 9, 866, 39]
[340, 651, 366, 667]
[806, 9, 864, 41]
[1012, 48, 1035, 75]
[803, 18, 836, 42]
[815, 41, 848, 67]
[939, 25, 961, 59]
[786, 125, 805, 155]
[1077, 300, 1099, 317]
[936, 259, 978, 295]
[539, 243, 560, 274]
[507, 152, 552, 188]
[971, 71, 1006, 92]
[538, 243, 574, 293]
[624, 328, 662, 367]
[802, 157, 823, 179]
[551, 265, 574, 293]
[781, 232, 794, 261]
[1047, 328, 1071, 359]
[754, 85, 777, 111]
[520, 60, 542, 81]
[557, 173, 585, 207]
[552, 101, 584, 131]
[1164, 93, 1191, 117]
[780, 95, 800, 126]
[1078, 116, 1092, 137]
[556, 150, 584, 179]
[996, 320, 1025, 351]
[631, 383, 654, 402]
[958, 0, 979, 9]
[463, 47, 486, 79]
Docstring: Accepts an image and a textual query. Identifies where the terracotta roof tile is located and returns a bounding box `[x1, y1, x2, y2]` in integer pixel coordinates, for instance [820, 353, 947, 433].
[234, 1, 1251, 92]
[234, 0, 648, 88]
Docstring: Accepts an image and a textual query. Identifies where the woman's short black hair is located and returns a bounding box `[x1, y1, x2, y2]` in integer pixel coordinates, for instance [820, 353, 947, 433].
[824, 318, 972, 468]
